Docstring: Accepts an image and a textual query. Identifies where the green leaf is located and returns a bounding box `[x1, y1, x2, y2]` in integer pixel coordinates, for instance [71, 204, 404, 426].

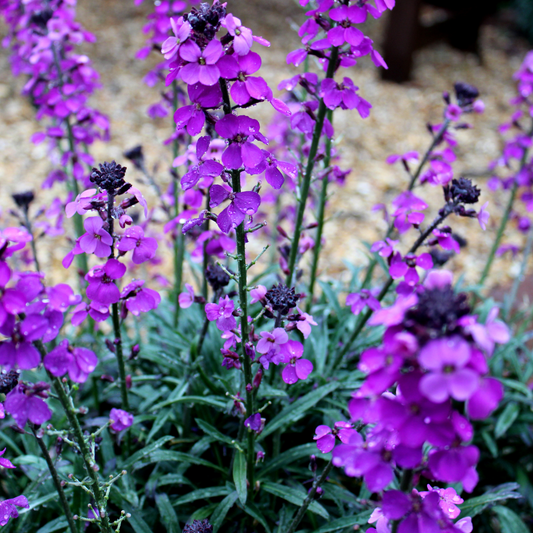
[147, 408, 172, 444]
[495, 402, 520, 438]
[174, 487, 232, 506]
[121, 436, 173, 470]
[259, 382, 340, 440]
[259, 443, 317, 479]
[134, 449, 226, 473]
[233, 451, 247, 506]
[36, 517, 69, 533]
[242, 501, 272, 533]
[458, 483, 522, 518]
[262, 481, 329, 519]
[481, 429, 498, 458]
[318, 280, 342, 316]
[493, 505, 530, 533]
[19, 492, 62, 514]
[151, 395, 227, 412]
[158, 474, 192, 488]
[210, 491, 239, 533]
[127, 511, 153, 533]
[196, 418, 234, 445]
[156, 493, 180, 533]
[314, 511, 372, 532]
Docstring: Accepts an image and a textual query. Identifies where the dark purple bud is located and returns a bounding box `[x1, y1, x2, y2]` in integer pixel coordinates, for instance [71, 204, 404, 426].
[105, 339, 116, 353]
[129, 344, 140, 360]
[454, 82, 479, 107]
[123, 145, 144, 170]
[126, 375, 132, 389]
[100, 375, 115, 383]
[253, 368, 263, 389]
[183, 519, 213, 533]
[309, 455, 318, 473]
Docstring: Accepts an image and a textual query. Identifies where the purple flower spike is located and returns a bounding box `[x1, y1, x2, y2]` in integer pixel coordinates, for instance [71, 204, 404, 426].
[0, 449, 16, 469]
[280, 340, 313, 384]
[4, 384, 52, 428]
[79, 217, 113, 258]
[205, 295, 237, 331]
[109, 408, 134, 431]
[85, 259, 126, 306]
[0, 495, 29, 527]
[117, 226, 158, 264]
[179, 39, 223, 86]
[215, 114, 267, 170]
[210, 184, 261, 234]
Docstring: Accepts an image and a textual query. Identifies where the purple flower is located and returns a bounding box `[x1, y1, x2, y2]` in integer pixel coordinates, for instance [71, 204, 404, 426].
[109, 408, 134, 431]
[244, 413, 264, 433]
[222, 14, 254, 55]
[71, 301, 110, 325]
[428, 444, 479, 489]
[205, 295, 237, 331]
[44, 339, 98, 383]
[392, 191, 428, 234]
[179, 39, 224, 86]
[280, 340, 313, 384]
[389, 252, 433, 286]
[85, 259, 126, 306]
[320, 78, 371, 118]
[295, 309, 317, 338]
[117, 226, 158, 264]
[179, 283, 195, 309]
[314, 422, 354, 453]
[180, 136, 224, 190]
[219, 51, 272, 105]
[174, 82, 223, 136]
[328, 5, 366, 46]
[161, 17, 192, 60]
[79, 217, 113, 258]
[250, 285, 267, 304]
[46, 283, 81, 312]
[346, 289, 381, 315]
[0, 449, 15, 470]
[0, 495, 29, 527]
[221, 349, 241, 370]
[214, 114, 268, 170]
[4, 383, 52, 428]
[466, 377, 503, 420]
[210, 184, 261, 234]
[121, 280, 161, 316]
[418, 336, 479, 403]
[256, 328, 288, 354]
[419, 485, 463, 520]
[0, 314, 47, 370]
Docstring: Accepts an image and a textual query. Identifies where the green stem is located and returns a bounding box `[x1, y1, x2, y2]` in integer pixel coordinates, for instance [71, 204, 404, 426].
[504, 225, 533, 318]
[286, 47, 339, 287]
[307, 109, 334, 310]
[361, 119, 451, 290]
[112, 302, 129, 411]
[478, 182, 517, 287]
[31, 427, 77, 533]
[286, 460, 333, 533]
[34, 342, 113, 533]
[231, 170, 256, 495]
[331, 208, 452, 370]
[172, 81, 185, 329]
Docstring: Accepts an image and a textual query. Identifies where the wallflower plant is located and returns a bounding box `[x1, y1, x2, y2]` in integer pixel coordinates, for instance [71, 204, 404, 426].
[0, 0, 531, 532]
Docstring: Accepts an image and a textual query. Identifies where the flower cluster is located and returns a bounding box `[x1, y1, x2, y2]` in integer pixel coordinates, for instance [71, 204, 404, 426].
[64, 161, 160, 321]
[322, 270, 508, 531]
[0, 0, 109, 192]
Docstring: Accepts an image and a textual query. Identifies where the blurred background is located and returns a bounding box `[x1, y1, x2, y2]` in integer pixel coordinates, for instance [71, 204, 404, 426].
[1, 0, 533, 291]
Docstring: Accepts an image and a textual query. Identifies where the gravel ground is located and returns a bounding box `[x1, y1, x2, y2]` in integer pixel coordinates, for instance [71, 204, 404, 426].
[0, 0, 531, 293]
